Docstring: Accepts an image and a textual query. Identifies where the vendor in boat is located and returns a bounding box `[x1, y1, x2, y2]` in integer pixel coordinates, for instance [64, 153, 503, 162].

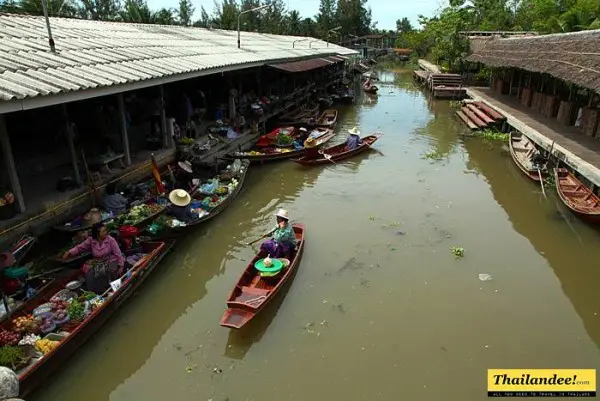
[303, 137, 320, 160]
[346, 127, 363, 151]
[166, 189, 196, 223]
[61, 222, 125, 294]
[297, 127, 310, 143]
[103, 182, 128, 216]
[173, 160, 195, 191]
[259, 209, 296, 259]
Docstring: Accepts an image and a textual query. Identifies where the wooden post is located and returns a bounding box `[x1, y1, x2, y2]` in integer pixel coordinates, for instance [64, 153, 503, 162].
[0, 115, 25, 213]
[117, 93, 131, 166]
[509, 69, 514, 96]
[517, 71, 522, 99]
[159, 85, 169, 148]
[61, 104, 82, 186]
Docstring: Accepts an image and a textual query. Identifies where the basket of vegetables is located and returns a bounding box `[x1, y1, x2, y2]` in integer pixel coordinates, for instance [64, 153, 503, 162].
[275, 132, 293, 147]
[67, 299, 86, 323]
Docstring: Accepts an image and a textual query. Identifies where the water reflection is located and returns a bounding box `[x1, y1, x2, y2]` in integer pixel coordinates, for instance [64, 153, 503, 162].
[463, 138, 600, 349]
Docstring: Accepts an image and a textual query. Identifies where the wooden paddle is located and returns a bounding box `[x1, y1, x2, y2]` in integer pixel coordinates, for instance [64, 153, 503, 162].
[538, 168, 547, 199]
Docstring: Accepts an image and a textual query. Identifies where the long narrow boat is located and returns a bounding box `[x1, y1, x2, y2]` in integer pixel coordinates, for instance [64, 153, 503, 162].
[314, 109, 338, 128]
[53, 209, 113, 233]
[363, 85, 379, 94]
[292, 134, 382, 166]
[509, 132, 547, 181]
[555, 168, 600, 223]
[220, 224, 305, 329]
[10, 240, 173, 398]
[228, 128, 336, 163]
[148, 160, 250, 239]
[278, 104, 319, 124]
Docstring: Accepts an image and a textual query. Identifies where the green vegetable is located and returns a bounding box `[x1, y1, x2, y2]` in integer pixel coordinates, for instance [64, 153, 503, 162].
[68, 299, 86, 321]
[276, 132, 293, 145]
[0, 346, 27, 369]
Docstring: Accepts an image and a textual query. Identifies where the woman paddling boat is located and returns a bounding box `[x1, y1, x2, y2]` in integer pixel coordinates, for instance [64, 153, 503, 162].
[259, 209, 297, 259]
[346, 127, 363, 151]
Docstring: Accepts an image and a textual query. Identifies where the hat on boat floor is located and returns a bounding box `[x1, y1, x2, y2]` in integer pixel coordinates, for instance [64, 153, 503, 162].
[274, 208, 289, 220]
[178, 160, 193, 174]
[348, 127, 361, 136]
[304, 137, 316, 148]
[169, 189, 191, 207]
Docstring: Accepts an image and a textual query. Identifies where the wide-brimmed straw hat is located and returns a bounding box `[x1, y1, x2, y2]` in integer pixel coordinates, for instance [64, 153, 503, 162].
[178, 160, 193, 174]
[274, 208, 289, 220]
[304, 137, 316, 148]
[348, 127, 361, 136]
[169, 189, 191, 207]
[0, 252, 15, 270]
[299, 127, 308, 132]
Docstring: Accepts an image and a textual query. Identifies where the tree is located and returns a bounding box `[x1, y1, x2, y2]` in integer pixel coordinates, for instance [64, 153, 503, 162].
[396, 17, 414, 32]
[285, 10, 302, 35]
[14, 0, 78, 17]
[300, 17, 317, 36]
[177, 0, 194, 25]
[261, 0, 287, 34]
[78, 0, 121, 20]
[154, 7, 176, 24]
[211, 0, 239, 30]
[315, 0, 337, 38]
[194, 5, 211, 27]
[239, 0, 262, 32]
[119, 0, 153, 23]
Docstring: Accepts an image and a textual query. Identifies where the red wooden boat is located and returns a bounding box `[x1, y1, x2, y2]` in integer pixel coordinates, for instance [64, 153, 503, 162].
[509, 132, 547, 181]
[9, 240, 173, 397]
[229, 128, 336, 163]
[555, 168, 600, 223]
[220, 224, 305, 329]
[292, 134, 382, 166]
[255, 126, 296, 147]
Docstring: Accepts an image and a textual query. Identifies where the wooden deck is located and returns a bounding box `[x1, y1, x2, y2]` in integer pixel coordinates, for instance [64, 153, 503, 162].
[466, 87, 600, 188]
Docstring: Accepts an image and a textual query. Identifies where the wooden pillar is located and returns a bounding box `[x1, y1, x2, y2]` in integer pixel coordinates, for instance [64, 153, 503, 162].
[0, 115, 25, 213]
[509, 69, 514, 96]
[117, 93, 131, 166]
[62, 104, 81, 186]
[158, 85, 169, 148]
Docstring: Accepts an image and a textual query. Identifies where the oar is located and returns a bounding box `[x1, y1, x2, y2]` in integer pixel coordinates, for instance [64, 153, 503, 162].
[321, 152, 338, 165]
[537, 168, 547, 199]
[244, 227, 277, 246]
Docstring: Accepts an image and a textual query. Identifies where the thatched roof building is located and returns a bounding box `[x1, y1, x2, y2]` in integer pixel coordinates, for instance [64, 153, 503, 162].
[466, 30, 600, 94]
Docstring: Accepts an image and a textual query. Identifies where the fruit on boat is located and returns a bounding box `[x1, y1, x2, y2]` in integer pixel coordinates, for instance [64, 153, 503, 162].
[35, 338, 60, 355]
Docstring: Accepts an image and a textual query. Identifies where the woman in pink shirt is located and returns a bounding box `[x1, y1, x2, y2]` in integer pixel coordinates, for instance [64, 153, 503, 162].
[62, 223, 125, 293]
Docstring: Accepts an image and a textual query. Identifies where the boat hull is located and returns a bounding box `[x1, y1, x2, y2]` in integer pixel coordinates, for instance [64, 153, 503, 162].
[509, 133, 547, 182]
[19, 240, 173, 398]
[220, 224, 306, 329]
[292, 134, 381, 166]
[555, 168, 600, 223]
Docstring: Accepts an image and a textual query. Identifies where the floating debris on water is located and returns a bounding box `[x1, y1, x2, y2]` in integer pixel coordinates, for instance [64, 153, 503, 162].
[478, 273, 493, 281]
[450, 247, 465, 258]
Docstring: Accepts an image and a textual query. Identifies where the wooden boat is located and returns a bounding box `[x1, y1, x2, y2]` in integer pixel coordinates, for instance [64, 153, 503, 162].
[278, 104, 319, 123]
[337, 89, 355, 104]
[229, 128, 336, 163]
[220, 224, 305, 329]
[8, 235, 36, 265]
[10, 240, 174, 398]
[555, 168, 600, 223]
[292, 134, 382, 166]
[148, 160, 250, 239]
[255, 126, 296, 148]
[314, 109, 338, 128]
[509, 132, 547, 181]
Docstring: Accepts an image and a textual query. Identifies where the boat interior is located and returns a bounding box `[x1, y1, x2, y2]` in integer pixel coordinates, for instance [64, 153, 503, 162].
[228, 227, 303, 308]
[557, 169, 600, 208]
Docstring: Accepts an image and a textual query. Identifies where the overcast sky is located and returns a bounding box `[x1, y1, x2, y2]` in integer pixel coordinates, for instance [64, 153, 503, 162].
[144, 0, 445, 30]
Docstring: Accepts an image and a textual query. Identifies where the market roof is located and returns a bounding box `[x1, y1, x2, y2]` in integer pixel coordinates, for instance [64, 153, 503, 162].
[466, 30, 600, 94]
[267, 56, 342, 72]
[0, 13, 359, 113]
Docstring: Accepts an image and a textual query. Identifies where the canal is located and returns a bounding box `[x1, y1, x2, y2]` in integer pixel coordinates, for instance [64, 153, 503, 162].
[34, 70, 600, 401]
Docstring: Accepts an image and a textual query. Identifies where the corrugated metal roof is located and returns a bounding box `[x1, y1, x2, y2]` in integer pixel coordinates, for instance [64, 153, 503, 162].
[267, 58, 334, 72]
[0, 14, 358, 108]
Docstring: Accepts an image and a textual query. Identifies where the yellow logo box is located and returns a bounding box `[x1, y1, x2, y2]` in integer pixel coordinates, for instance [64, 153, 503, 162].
[488, 369, 596, 392]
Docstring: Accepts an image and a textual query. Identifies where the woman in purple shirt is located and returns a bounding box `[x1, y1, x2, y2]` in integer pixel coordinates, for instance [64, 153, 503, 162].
[62, 223, 125, 293]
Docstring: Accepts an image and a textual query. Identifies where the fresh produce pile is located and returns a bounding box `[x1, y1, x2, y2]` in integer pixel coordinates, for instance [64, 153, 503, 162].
[215, 187, 229, 196]
[275, 132, 293, 146]
[0, 345, 29, 369]
[67, 300, 85, 322]
[50, 299, 69, 323]
[18, 333, 40, 347]
[0, 330, 20, 346]
[114, 203, 164, 226]
[39, 316, 55, 334]
[12, 315, 39, 334]
[35, 338, 60, 355]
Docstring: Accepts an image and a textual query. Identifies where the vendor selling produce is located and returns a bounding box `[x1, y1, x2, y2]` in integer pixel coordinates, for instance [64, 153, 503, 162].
[61, 222, 125, 294]
[259, 209, 296, 259]
[173, 160, 195, 191]
[166, 189, 196, 223]
[103, 181, 128, 215]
